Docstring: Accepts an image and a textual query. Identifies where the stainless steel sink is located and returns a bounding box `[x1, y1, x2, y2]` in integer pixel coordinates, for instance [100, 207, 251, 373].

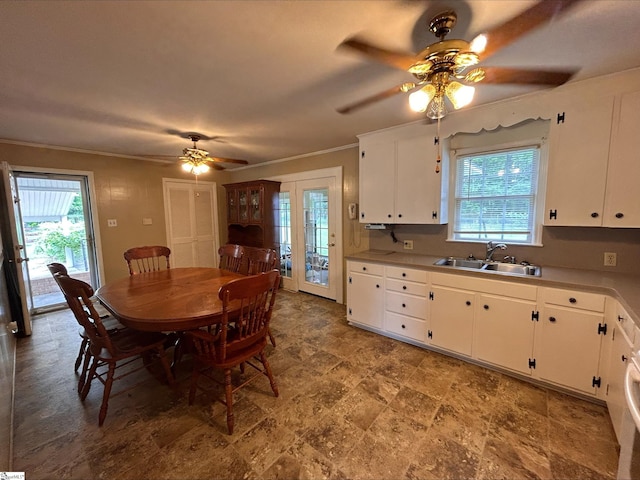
[434, 257, 541, 276]
[481, 262, 541, 276]
[434, 257, 485, 269]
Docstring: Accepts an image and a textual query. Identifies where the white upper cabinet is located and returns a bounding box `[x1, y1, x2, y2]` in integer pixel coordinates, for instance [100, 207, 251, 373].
[604, 90, 640, 227]
[544, 96, 614, 226]
[358, 138, 395, 223]
[545, 89, 640, 227]
[358, 126, 447, 224]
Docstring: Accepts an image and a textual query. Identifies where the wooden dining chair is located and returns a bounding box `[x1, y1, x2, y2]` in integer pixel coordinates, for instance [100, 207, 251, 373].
[55, 274, 176, 426]
[218, 244, 245, 273]
[245, 248, 279, 347]
[186, 270, 281, 434]
[246, 247, 278, 275]
[47, 263, 123, 377]
[124, 245, 171, 275]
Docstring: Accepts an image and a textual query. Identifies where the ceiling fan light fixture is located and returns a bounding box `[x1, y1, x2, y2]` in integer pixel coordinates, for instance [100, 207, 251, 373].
[427, 93, 447, 120]
[445, 81, 475, 109]
[409, 84, 436, 112]
[181, 160, 210, 175]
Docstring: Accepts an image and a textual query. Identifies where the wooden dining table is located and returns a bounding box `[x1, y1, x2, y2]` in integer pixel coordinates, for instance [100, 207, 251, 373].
[95, 267, 245, 332]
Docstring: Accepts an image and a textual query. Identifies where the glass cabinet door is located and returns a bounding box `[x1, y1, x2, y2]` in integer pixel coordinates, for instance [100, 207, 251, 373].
[250, 186, 262, 222]
[227, 188, 238, 223]
[238, 189, 248, 222]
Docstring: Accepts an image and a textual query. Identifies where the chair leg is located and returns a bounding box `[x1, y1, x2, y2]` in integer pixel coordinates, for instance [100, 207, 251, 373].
[75, 338, 88, 372]
[260, 351, 279, 397]
[98, 363, 116, 426]
[78, 346, 93, 395]
[80, 356, 98, 400]
[267, 327, 276, 347]
[224, 368, 234, 435]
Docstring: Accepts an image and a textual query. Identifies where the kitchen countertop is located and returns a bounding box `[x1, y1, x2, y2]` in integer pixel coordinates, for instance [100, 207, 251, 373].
[346, 250, 640, 328]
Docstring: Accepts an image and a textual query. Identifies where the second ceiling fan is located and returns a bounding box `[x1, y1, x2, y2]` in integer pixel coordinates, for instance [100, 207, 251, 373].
[337, 0, 583, 119]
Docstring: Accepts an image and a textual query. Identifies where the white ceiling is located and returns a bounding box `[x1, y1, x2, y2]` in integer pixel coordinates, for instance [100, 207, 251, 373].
[1, 1, 640, 168]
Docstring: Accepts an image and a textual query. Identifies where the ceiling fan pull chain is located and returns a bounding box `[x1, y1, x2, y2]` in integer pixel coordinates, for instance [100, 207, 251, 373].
[435, 117, 442, 173]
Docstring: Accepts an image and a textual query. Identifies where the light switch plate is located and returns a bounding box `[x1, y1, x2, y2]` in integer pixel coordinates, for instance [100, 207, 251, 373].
[142, 218, 152, 225]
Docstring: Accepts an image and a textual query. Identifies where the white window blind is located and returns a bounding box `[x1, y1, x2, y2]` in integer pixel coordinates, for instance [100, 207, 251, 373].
[453, 146, 539, 243]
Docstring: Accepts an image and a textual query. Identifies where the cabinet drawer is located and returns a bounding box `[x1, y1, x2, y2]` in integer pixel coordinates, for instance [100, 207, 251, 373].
[385, 266, 428, 283]
[541, 288, 605, 312]
[385, 312, 427, 342]
[615, 304, 636, 343]
[386, 278, 428, 297]
[348, 261, 384, 276]
[385, 292, 427, 319]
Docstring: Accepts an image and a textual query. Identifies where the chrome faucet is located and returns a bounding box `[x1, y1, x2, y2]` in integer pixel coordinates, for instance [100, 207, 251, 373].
[485, 241, 507, 261]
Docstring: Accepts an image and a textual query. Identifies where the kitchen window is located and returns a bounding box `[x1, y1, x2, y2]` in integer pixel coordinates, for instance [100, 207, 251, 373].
[452, 144, 541, 245]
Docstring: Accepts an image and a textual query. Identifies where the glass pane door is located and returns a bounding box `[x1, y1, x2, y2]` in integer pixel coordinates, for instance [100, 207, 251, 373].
[297, 177, 336, 300]
[278, 191, 292, 280]
[304, 188, 329, 286]
[14, 172, 100, 313]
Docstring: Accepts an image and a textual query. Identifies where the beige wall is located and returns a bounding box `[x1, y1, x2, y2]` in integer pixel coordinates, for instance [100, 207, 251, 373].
[368, 224, 640, 275]
[0, 143, 368, 293]
[0, 143, 232, 282]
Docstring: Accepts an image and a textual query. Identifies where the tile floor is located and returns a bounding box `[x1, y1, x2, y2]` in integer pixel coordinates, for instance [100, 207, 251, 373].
[12, 290, 620, 479]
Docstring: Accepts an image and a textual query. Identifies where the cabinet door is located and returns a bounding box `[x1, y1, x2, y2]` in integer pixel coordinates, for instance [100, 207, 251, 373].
[429, 286, 474, 356]
[238, 188, 249, 223]
[475, 294, 536, 375]
[395, 135, 441, 224]
[604, 90, 640, 227]
[359, 139, 395, 223]
[535, 305, 604, 394]
[607, 325, 633, 442]
[544, 97, 614, 226]
[227, 187, 238, 223]
[249, 185, 263, 223]
[347, 272, 384, 329]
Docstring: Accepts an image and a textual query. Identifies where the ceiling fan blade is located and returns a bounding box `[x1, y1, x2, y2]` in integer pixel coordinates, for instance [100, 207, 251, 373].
[477, 0, 584, 61]
[337, 83, 417, 114]
[339, 37, 418, 71]
[478, 67, 576, 85]
[208, 156, 249, 165]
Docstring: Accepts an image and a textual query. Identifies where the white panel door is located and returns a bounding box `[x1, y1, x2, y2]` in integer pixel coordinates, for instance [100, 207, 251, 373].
[163, 179, 219, 268]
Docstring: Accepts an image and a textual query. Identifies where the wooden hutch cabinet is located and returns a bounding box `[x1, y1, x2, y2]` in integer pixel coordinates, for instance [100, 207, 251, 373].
[223, 180, 281, 253]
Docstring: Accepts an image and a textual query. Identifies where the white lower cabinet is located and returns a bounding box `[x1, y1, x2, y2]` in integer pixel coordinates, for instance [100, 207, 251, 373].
[606, 304, 635, 442]
[534, 288, 607, 396]
[345, 259, 630, 401]
[475, 293, 537, 376]
[429, 284, 474, 357]
[346, 261, 384, 329]
[384, 266, 428, 343]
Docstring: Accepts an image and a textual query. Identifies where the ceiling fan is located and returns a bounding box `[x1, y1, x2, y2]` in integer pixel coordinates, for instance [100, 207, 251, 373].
[179, 134, 248, 175]
[337, 0, 583, 119]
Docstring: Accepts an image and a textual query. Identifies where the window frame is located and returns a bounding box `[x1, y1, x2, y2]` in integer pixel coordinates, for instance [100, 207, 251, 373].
[447, 137, 548, 247]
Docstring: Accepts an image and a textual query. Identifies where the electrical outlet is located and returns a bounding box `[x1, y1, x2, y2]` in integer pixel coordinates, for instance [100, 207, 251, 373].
[604, 252, 617, 267]
[107, 219, 117, 227]
[403, 240, 414, 250]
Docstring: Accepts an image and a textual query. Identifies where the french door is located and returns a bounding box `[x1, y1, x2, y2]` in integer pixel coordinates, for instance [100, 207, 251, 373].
[278, 176, 339, 301]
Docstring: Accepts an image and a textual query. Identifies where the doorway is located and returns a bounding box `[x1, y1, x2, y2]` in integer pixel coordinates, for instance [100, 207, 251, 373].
[273, 168, 342, 303]
[9, 170, 101, 314]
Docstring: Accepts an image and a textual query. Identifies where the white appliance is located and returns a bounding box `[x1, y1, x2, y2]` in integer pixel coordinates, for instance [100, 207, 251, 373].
[620, 347, 640, 479]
